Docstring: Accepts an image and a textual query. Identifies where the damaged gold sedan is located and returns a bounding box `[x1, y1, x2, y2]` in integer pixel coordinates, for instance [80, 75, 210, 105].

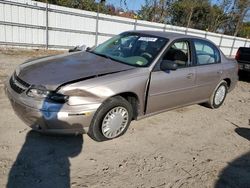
[5, 31, 238, 141]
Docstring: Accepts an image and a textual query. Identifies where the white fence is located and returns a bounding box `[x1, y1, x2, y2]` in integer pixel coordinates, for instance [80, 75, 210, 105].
[0, 0, 250, 56]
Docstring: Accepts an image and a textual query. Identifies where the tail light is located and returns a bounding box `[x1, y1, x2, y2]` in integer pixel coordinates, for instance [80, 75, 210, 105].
[235, 50, 240, 61]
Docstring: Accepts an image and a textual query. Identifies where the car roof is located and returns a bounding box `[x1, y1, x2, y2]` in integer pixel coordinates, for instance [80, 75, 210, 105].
[125, 30, 206, 40]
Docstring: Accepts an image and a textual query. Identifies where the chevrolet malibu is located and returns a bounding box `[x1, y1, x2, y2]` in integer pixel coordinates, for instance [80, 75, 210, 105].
[5, 31, 238, 141]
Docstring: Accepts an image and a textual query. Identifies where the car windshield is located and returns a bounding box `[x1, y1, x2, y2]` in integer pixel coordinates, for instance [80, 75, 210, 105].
[90, 33, 168, 67]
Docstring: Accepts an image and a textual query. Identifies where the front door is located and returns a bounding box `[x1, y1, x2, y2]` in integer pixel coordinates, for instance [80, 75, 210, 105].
[146, 40, 197, 114]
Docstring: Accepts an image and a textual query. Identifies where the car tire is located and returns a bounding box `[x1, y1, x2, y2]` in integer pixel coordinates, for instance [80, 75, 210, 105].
[207, 81, 228, 109]
[88, 96, 133, 142]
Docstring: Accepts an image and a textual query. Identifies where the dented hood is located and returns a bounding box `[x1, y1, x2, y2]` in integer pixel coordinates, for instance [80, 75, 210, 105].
[17, 51, 134, 90]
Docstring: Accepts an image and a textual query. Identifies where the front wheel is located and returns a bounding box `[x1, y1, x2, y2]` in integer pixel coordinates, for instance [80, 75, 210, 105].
[207, 81, 228, 109]
[88, 96, 133, 142]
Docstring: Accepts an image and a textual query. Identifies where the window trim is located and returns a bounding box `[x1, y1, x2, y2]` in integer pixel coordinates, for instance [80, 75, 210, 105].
[192, 39, 221, 66]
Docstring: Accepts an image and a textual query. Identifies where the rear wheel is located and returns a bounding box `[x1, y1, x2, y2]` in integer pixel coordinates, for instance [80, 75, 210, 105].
[88, 96, 133, 142]
[207, 81, 228, 109]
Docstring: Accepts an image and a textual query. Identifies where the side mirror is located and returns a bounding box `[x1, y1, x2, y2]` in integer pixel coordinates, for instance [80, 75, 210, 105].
[69, 44, 87, 53]
[160, 60, 178, 71]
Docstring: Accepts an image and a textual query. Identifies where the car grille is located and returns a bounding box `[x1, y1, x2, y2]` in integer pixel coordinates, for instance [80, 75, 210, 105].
[9, 72, 30, 94]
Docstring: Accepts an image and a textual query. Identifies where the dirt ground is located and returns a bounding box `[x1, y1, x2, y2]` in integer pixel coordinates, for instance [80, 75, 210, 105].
[0, 48, 249, 188]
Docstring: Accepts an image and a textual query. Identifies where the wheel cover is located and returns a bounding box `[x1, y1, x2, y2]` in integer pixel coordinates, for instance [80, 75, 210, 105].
[101, 106, 129, 138]
[214, 85, 226, 105]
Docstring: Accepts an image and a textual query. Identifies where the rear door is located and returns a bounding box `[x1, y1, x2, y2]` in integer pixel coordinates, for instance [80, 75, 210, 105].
[192, 39, 222, 101]
[146, 39, 197, 114]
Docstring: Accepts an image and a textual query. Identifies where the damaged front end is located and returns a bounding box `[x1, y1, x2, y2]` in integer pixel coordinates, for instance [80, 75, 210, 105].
[5, 71, 103, 135]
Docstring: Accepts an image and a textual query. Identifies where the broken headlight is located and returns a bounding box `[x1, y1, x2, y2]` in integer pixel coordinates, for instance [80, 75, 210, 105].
[27, 87, 50, 98]
[27, 86, 68, 103]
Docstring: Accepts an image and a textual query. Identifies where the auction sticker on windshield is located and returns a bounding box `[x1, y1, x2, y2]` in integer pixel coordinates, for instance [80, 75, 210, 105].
[138, 37, 158, 42]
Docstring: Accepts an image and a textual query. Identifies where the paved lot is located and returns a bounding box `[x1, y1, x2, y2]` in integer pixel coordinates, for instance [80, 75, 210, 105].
[0, 49, 250, 188]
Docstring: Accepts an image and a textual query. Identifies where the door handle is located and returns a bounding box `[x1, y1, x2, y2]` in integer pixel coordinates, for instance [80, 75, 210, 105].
[186, 73, 194, 79]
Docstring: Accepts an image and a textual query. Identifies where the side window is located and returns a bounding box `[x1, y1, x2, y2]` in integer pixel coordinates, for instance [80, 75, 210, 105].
[163, 41, 190, 68]
[194, 40, 220, 65]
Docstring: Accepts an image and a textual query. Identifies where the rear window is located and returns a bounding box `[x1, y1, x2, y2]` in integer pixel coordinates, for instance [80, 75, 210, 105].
[193, 39, 220, 65]
[239, 47, 250, 54]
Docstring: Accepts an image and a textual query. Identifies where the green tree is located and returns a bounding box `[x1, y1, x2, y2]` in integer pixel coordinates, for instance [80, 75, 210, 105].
[233, 0, 250, 36]
[188, 1, 211, 30]
[36, 0, 111, 13]
[38, 0, 84, 9]
[169, 0, 210, 29]
[207, 4, 230, 32]
[238, 22, 250, 38]
[138, 0, 173, 23]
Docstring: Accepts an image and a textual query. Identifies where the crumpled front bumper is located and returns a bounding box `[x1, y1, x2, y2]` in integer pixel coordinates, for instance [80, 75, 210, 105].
[5, 79, 101, 135]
